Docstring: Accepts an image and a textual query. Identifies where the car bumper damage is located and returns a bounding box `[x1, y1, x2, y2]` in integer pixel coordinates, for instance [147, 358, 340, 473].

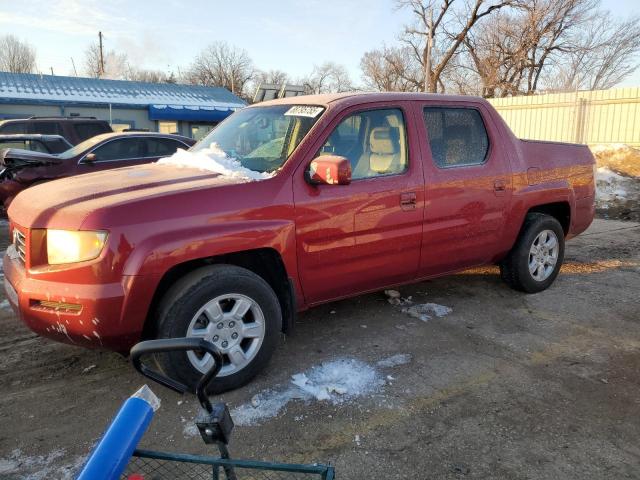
[3, 246, 150, 352]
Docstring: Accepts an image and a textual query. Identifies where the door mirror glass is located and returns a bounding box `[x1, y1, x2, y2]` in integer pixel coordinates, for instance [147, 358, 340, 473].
[306, 155, 351, 185]
[84, 152, 96, 162]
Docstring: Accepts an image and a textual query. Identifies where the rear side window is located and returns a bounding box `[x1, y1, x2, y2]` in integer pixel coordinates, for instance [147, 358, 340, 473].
[74, 123, 110, 141]
[423, 108, 489, 168]
[0, 122, 27, 134]
[32, 122, 61, 135]
[145, 138, 186, 157]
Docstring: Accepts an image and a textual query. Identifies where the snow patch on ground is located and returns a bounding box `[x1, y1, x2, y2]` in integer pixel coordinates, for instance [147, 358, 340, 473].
[0, 449, 85, 480]
[156, 143, 273, 181]
[376, 353, 412, 368]
[0, 299, 10, 311]
[402, 303, 453, 322]
[214, 355, 407, 429]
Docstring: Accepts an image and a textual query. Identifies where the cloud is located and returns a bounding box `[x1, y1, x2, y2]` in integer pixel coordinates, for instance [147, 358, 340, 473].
[0, 0, 135, 37]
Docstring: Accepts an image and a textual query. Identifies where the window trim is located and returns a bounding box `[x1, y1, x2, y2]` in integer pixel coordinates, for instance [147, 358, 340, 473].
[422, 106, 492, 170]
[314, 106, 411, 182]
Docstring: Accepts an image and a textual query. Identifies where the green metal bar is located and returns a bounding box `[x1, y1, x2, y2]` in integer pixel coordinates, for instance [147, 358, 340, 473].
[133, 449, 331, 474]
[324, 466, 336, 480]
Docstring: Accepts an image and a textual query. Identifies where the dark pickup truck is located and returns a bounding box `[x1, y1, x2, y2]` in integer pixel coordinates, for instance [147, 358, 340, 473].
[4, 92, 595, 392]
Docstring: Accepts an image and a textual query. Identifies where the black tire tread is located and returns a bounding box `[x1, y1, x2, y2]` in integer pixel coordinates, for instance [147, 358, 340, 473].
[500, 213, 565, 293]
[154, 264, 282, 394]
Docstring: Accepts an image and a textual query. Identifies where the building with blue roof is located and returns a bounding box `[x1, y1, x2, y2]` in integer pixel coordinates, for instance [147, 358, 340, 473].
[0, 72, 246, 139]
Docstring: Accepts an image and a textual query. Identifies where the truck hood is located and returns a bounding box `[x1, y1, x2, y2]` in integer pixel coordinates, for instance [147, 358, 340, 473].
[8, 163, 247, 229]
[0, 148, 61, 167]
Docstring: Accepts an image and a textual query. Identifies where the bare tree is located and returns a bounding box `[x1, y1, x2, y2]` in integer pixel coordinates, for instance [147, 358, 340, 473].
[254, 69, 290, 86]
[125, 67, 171, 83]
[360, 45, 423, 92]
[83, 42, 128, 79]
[301, 62, 353, 94]
[0, 35, 36, 74]
[461, 0, 627, 96]
[186, 42, 255, 96]
[547, 12, 640, 91]
[397, 0, 514, 92]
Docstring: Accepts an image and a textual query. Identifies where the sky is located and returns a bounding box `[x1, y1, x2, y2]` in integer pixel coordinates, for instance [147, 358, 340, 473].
[0, 0, 639, 87]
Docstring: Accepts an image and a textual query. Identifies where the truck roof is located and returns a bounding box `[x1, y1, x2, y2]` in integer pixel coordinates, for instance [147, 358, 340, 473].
[256, 91, 487, 108]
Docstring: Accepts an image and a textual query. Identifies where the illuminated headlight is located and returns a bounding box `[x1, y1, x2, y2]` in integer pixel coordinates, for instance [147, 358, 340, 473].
[47, 230, 108, 265]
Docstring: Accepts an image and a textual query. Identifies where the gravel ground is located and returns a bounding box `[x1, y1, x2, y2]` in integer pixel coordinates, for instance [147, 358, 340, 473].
[1, 219, 639, 479]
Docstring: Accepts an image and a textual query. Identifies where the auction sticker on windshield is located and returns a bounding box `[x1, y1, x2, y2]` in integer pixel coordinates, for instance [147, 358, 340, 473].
[284, 106, 324, 118]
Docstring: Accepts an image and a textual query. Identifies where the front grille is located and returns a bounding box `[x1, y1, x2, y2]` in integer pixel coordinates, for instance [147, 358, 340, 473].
[13, 229, 26, 265]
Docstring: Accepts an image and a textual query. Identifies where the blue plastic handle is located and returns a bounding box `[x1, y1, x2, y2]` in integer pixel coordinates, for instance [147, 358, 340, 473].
[77, 396, 154, 480]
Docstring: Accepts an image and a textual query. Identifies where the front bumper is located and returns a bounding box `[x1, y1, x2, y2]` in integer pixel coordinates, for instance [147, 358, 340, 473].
[3, 247, 149, 352]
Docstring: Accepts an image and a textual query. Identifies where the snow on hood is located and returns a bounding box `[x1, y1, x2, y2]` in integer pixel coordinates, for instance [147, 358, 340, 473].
[156, 143, 273, 181]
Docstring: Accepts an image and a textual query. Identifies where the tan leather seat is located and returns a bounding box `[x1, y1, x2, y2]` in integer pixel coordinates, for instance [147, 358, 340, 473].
[368, 127, 400, 174]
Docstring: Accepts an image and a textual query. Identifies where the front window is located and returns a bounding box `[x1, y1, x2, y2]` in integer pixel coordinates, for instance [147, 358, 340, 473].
[317, 108, 408, 179]
[57, 134, 111, 159]
[193, 105, 324, 174]
[0, 139, 48, 153]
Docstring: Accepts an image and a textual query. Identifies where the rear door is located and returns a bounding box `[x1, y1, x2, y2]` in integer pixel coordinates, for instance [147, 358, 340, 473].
[293, 103, 425, 304]
[417, 102, 512, 276]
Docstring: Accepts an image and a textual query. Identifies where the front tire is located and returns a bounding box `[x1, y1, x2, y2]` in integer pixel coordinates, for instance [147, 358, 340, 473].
[154, 264, 282, 393]
[500, 213, 565, 293]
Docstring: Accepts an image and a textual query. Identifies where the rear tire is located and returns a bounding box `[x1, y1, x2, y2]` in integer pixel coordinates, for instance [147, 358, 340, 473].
[500, 213, 565, 293]
[154, 264, 282, 393]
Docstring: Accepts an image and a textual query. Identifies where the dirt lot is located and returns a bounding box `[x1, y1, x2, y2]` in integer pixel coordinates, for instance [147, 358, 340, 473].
[1, 219, 639, 479]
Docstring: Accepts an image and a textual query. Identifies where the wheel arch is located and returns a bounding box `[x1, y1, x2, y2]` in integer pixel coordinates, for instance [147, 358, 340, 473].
[141, 247, 296, 340]
[526, 201, 571, 236]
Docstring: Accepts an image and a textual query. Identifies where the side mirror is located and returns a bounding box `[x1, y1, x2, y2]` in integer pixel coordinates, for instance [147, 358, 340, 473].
[306, 155, 351, 186]
[84, 153, 96, 163]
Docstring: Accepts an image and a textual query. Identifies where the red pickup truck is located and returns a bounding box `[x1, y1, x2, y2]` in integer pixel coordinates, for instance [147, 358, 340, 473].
[3, 93, 595, 393]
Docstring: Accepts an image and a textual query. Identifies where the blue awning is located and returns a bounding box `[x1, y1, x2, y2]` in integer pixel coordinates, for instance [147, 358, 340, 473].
[148, 104, 241, 123]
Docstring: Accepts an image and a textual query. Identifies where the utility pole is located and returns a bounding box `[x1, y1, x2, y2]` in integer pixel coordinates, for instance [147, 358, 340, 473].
[98, 31, 105, 78]
[50, 67, 54, 76]
[424, 7, 433, 93]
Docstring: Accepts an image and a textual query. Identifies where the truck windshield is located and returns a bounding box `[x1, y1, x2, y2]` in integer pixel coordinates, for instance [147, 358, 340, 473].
[193, 105, 325, 173]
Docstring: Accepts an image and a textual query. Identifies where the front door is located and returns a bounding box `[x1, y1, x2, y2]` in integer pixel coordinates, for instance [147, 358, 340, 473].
[293, 105, 425, 304]
[417, 103, 512, 276]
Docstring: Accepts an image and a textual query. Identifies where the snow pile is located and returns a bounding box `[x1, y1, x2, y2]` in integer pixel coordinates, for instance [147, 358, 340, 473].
[596, 167, 629, 205]
[226, 356, 410, 428]
[384, 289, 413, 305]
[156, 143, 273, 181]
[589, 144, 640, 220]
[0, 448, 85, 480]
[402, 303, 453, 322]
[0, 299, 11, 311]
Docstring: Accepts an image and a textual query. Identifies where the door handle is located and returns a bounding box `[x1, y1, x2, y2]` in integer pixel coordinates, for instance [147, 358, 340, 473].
[493, 179, 507, 192]
[400, 192, 417, 210]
